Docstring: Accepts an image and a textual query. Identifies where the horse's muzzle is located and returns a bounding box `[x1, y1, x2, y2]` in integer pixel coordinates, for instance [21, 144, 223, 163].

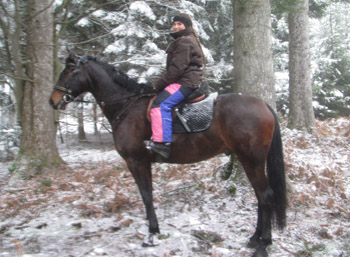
[49, 92, 74, 110]
[49, 98, 67, 110]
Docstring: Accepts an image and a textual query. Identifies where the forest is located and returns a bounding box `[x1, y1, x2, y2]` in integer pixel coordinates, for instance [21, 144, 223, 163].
[0, 0, 349, 257]
[0, 0, 349, 160]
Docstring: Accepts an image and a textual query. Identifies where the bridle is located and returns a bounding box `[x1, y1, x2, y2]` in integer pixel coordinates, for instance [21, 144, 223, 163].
[54, 85, 75, 104]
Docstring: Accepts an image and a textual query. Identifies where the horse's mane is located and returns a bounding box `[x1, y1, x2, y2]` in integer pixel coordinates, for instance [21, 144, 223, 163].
[86, 56, 154, 94]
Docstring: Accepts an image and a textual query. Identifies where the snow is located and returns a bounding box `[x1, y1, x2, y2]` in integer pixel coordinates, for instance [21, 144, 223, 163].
[0, 118, 350, 257]
[110, 23, 148, 39]
[209, 59, 232, 83]
[110, 24, 129, 37]
[104, 40, 127, 54]
[92, 10, 107, 19]
[77, 17, 90, 27]
[53, 0, 63, 8]
[144, 41, 159, 52]
[141, 66, 161, 79]
[332, 89, 343, 98]
[129, 1, 156, 21]
[102, 12, 126, 24]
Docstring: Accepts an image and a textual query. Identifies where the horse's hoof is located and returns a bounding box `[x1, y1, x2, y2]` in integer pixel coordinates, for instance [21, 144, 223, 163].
[252, 245, 268, 257]
[142, 241, 155, 247]
[142, 233, 159, 247]
[247, 237, 261, 249]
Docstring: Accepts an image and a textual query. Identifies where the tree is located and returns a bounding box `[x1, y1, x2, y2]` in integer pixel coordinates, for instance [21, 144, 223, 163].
[231, 0, 276, 108]
[0, 0, 26, 127]
[312, 1, 350, 118]
[223, 0, 276, 183]
[77, 99, 87, 142]
[287, 0, 315, 131]
[196, 0, 234, 93]
[0, 0, 62, 169]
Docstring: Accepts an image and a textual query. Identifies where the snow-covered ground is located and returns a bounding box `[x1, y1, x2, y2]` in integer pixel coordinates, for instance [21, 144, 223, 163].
[0, 118, 349, 257]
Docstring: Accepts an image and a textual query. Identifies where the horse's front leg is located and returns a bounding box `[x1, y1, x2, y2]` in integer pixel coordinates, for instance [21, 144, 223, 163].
[126, 158, 159, 246]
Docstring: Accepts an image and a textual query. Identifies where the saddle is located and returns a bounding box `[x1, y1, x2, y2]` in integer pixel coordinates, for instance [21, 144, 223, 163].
[146, 82, 218, 133]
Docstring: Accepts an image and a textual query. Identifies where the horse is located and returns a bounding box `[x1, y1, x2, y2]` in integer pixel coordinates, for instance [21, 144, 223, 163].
[49, 53, 287, 257]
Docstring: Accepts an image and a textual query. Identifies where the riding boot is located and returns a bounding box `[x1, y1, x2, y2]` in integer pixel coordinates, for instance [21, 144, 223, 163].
[144, 140, 171, 159]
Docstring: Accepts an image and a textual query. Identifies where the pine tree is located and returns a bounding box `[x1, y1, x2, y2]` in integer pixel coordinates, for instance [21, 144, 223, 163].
[288, 0, 316, 131]
[232, 0, 276, 108]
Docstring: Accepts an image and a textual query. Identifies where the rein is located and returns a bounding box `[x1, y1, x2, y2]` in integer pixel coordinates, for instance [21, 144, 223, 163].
[71, 91, 155, 105]
[113, 95, 141, 127]
[63, 91, 155, 127]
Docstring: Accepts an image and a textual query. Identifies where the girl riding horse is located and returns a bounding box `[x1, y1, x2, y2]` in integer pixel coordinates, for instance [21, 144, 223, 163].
[145, 13, 205, 159]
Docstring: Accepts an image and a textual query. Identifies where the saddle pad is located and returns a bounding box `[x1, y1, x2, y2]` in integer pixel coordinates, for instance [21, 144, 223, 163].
[173, 92, 218, 133]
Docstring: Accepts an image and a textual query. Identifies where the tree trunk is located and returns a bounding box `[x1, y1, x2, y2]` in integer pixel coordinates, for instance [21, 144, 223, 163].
[77, 100, 87, 141]
[232, 0, 276, 108]
[0, 0, 26, 127]
[93, 103, 99, 135]
[230, 0, 296, 193]
[288, 0, 315, 132]
[19, 0, 63, 168]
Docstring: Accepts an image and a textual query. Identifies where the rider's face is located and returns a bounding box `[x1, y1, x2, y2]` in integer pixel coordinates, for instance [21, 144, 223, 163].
[172, 21, 186, 33]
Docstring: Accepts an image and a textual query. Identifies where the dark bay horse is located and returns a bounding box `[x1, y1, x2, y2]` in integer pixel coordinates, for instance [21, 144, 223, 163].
[49, 53, 287, 257]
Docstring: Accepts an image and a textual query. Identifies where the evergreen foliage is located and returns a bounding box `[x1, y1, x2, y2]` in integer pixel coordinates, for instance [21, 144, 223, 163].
[272, 0, 350, 118]
[312, 2, 350, 118]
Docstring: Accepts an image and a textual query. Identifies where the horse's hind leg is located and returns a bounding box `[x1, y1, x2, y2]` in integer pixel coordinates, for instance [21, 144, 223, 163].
[239, 159, 273, 257]
[250, 188, 274, 257]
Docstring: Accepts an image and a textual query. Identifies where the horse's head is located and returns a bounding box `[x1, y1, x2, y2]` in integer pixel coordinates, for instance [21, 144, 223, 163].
[49, 53, 91, 110]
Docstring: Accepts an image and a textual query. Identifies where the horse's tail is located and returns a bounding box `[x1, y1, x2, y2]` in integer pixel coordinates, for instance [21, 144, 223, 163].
[266, 104, 287, 230]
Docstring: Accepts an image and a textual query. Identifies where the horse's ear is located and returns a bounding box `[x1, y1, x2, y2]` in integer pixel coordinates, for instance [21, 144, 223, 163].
[67, 45, 74, 54]
[64, 51, 78, 66]
[65, 47, 77, 59]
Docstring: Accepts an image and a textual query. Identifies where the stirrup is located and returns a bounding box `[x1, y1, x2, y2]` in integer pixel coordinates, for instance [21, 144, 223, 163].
[144, 140, 171, 159]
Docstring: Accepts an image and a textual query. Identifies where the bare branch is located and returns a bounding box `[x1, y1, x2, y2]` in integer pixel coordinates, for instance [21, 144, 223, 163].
[2, 72, 36, 83]
[61, 31, 114, 46]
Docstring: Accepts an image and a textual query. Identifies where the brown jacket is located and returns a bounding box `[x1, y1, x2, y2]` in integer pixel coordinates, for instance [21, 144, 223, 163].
[154, 28, 204, 91]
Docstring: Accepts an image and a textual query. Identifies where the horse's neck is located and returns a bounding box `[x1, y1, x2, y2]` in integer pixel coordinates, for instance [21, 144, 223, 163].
[87, 62, 141, 123]
[93, 86, 128, 105]
[88, 72, 128, 105]
[90, 82, 133, 124]
[88, 63, 133, 101]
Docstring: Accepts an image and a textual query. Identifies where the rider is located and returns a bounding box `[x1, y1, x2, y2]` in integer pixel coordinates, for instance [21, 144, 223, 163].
[144, 13, 205, 159]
